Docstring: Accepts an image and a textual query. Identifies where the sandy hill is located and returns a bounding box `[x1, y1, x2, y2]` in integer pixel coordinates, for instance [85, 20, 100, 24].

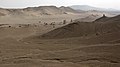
[94, 15, 120, 23]
[0, 6, 80, 16]
[0, 5, 118, 17]
[23, 6, 66, 15]
[105, 15, 120, 23]
[74, 10, 115, 22]
[40, 15, 120, 41]
[83, 10, 115, 16]
[59, 6, 79, 14]
[94, 14, 109, 22]
[7, 9, 24, 16]
[0, 8, 25, 16]
[0, 12, 5, 16]
[75, 14, 100, 22]
[0, 6, 65, 16]
[0, 8, 10, 16]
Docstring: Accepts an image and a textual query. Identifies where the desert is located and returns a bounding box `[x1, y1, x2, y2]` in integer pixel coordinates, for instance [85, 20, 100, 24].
[0, 4, 120, 67]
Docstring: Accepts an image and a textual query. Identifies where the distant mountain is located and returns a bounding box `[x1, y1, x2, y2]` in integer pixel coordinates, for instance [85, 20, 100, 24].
[70, 5, 119, 12]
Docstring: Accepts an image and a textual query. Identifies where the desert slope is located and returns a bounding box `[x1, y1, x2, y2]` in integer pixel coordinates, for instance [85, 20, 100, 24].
[20, 15, 120, 67]
[41, 15, 120, 39]
[94, 15, 120, 23]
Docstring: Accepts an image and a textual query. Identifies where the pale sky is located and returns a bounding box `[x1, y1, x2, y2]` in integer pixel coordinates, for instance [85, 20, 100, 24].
[0, 0, 119, 9]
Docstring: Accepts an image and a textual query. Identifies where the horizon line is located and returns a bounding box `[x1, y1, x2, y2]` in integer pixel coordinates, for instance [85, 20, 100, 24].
[0, 4, 119, 10]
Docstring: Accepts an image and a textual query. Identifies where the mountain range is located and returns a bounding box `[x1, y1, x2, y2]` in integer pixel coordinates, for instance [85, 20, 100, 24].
[70, 5, 120, 12]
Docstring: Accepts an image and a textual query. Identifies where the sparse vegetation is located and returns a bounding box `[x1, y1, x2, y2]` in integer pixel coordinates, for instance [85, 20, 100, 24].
[63, 20, 66, 24]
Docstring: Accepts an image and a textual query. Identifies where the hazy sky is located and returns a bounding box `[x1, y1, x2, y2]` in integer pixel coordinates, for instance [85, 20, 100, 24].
[0, 0, 119, 9]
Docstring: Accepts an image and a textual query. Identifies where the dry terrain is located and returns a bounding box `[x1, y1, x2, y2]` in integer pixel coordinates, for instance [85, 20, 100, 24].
[0, 6, 120, 67]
